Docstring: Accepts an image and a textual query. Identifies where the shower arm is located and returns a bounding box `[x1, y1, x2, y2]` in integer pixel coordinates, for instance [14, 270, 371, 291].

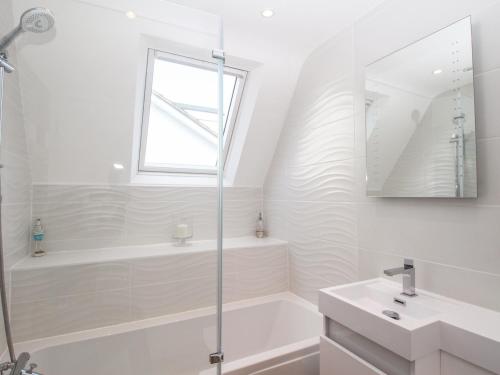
[0, 55, 15, 74]
[0, 26, 23, 56]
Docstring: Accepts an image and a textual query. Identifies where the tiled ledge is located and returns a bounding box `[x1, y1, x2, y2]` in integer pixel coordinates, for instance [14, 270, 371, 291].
[13, 237, 287, 270]
[10, 237, 289, 342]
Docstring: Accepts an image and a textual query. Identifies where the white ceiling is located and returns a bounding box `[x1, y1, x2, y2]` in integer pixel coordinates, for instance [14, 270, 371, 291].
[164, 0, 386, 58]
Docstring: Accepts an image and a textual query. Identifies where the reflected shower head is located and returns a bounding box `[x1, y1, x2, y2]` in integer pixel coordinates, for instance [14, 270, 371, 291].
[0, 8, 55, 53]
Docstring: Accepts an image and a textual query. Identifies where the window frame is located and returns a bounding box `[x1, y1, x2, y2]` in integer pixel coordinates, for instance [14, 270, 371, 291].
[138, 49, 247, 175]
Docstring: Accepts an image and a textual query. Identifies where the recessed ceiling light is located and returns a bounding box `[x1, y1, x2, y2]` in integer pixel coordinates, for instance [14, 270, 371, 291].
[113, 163, 124, 170]
[433, 69, 443, 75]
[125, 11, 136, 19]
[261, 9, 274, 18]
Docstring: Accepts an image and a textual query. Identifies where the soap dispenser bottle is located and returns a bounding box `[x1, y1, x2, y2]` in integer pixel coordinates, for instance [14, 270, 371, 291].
[32, 218, 46, 257]
[256, 212, 265, 238]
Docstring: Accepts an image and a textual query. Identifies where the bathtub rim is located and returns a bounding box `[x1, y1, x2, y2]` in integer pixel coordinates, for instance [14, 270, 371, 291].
[9, 292, 320, 359]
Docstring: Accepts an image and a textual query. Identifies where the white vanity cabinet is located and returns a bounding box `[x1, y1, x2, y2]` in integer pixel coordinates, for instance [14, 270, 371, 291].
[318, 279, 500, 375]
[441, 352, 495, 375]
[320, 336, 386, 375]
[319, 317, 440, 375]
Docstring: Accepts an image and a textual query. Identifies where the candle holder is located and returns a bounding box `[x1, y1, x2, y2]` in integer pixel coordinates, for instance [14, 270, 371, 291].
[173, 233, 193, 247]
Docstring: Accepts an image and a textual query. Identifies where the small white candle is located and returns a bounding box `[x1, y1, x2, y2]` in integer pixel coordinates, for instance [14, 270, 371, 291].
[175, 224, 190, 238]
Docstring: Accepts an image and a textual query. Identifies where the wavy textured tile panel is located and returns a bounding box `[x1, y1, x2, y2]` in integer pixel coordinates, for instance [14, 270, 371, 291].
[12, 289, 131, 342]
[289, 265, 333, 305]
[32, 184, 262, 250]
[2, 95, 30, 158]
[125, 186, 215, 203]
[288, 202, 357, 247]
[123, 201, 188, 243]
[289, 119, 355, 167]
[224, 187, 263, 202]
[131, 276, 217, 319]
[262, 200, 288, 239]
[42, 237, 129, 252]
[10, 242, 288, 340]
[12, 262, 130, 303]
[33, 185, 261, 203]
[263, 167, 288, 202]
[234, 266, 288, 300]
[292, 78, 355, 129]
[232, 245, 287, 271]
[223, 199, 262, 238]
[288, 159, 355, 202]
[289, 239, 357, 283]
[131, 251, 218, 287]
[33, 185, 130, 203]
[1, 151, 32, 205]
[2, 203, 31, 258]
[33, 201, 127, 241]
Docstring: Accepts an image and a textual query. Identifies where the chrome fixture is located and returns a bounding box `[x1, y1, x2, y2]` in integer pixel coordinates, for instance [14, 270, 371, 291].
[382, 310, 401, 320]
[0, 8, 54, 375]
[393, 296, 407, 306]
[450, 114, 466, 198]
[211, 17, 225, 375]
[383, 259, 417, 297]
[0, 352, 42, 375]
[0, 8, 55, 55]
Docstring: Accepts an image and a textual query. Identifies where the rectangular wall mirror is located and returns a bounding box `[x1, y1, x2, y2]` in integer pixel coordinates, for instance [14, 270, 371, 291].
[365, 17, 477, 198]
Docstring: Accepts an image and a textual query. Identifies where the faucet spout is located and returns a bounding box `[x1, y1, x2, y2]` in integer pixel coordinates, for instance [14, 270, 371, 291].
[9, 353, 29, 375]
[383, 259, 417, 297]
[383, 267, 408, 276]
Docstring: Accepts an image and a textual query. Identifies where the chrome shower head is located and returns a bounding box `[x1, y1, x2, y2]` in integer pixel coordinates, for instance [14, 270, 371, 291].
[0, 8, 55, 54]
[19, 8, 55, 33]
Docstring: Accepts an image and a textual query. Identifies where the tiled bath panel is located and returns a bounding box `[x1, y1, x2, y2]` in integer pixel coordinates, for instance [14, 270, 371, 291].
[10, 240, 288, 341]
[32, 185, 262, 251]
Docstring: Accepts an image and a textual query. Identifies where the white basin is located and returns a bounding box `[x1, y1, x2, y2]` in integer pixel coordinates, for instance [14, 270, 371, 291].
[329, 278, 457, 324]
[319, 278, 500, 373]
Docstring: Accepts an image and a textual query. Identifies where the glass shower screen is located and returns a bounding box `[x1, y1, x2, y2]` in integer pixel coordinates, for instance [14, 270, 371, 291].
[0, 0, 225, 374]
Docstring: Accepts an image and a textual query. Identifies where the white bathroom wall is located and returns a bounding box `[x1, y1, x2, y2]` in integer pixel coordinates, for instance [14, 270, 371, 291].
[1, 0, 33, 269]
[0, 0, 34, 355]
[264, 27, 360, 303]
[264, 0, 500, 311]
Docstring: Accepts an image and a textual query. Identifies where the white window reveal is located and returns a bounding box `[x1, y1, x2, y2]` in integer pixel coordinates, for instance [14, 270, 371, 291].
[139, 49, 247, 175]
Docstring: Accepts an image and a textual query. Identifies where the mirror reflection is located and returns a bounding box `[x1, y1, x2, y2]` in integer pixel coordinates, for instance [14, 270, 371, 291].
[365, 17, 477, 198]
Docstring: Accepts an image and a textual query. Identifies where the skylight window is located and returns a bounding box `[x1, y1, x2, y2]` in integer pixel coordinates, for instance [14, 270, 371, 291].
[139, 50, 246, 175]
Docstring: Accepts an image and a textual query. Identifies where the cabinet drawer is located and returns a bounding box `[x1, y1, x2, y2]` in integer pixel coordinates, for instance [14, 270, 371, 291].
[320, 336, 387, 375]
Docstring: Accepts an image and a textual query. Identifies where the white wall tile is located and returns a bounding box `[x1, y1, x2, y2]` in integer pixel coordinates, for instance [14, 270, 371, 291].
[476, 138, 500, 205]
[130, 252, 217, 287]
[474, 69, 500, 140]
[289, 239, 357, 284]
[471, 1, 500, 73]
[12, 262, 130, 302]
[131, 277, 217, 320]
[288, 159, 356, 203]
[12, 289, 132, 342]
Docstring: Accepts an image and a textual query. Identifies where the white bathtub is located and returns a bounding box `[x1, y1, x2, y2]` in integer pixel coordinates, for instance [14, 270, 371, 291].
[14, 293, 322, 375]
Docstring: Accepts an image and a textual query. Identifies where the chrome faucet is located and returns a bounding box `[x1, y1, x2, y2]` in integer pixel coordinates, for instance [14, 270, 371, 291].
[0, 353, 42, 375]
[383, 258, 417, 297]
